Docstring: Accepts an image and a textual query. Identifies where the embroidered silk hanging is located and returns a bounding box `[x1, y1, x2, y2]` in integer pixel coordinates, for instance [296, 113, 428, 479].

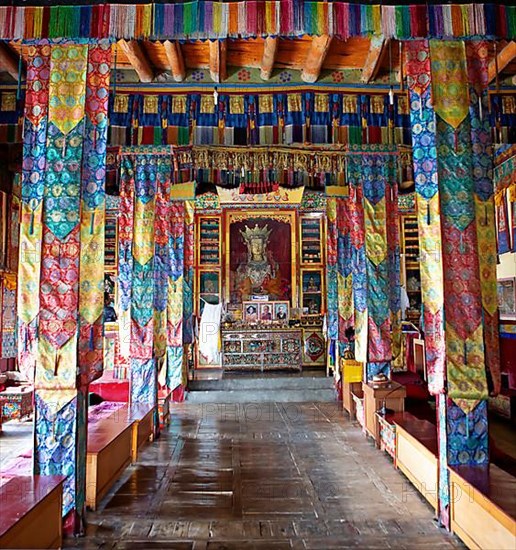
[347, 180, 368, 364]
[326, 198, 339, 342]
[466, 40, 501, 396]
[336, 197, 353, 345]
[405, 39, 446, 395]
[18, 40, 109, 527]
[430, 40, 488, 412]
[347, 150, 401, 377]
[167, 201, 186, 390]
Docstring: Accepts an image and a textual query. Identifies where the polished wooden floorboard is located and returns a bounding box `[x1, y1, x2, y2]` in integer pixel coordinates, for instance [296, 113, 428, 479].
[68, 402, 463, 549]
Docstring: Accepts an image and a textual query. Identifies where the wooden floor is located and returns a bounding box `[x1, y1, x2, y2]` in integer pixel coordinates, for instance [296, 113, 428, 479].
[68, 402, 463, 549]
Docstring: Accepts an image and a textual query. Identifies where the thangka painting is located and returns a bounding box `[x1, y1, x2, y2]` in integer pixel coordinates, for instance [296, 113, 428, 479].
[225, 210, 297, 304]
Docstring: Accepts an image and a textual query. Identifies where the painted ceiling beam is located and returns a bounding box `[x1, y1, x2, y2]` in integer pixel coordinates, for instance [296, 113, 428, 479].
[260, 37, 278, 81]
[301, 35, 332, 83]
[118, 39, 154, 83]
[0, 42, 23, 81]
[361, 36, 387, 84]
[163, 40, 186, 82]
[208, 39, 227, 83]
[488, 41, 516, 84]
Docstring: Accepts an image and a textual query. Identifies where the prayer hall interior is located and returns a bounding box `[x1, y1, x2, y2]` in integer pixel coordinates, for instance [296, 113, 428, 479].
[0, 1, 515, 549]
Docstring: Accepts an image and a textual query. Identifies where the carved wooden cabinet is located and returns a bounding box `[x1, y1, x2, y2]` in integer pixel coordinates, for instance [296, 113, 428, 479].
[221, 328, 302, 372]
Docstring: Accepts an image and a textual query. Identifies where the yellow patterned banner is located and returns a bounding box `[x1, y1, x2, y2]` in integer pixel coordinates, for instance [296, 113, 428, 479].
[48, 44, 88, 135]
[18, 202, 43, 325]
[474, 196, 498, 316]
[417, 194, 444, 315]
[447, 324, 488, 413]
[429, 40, 469, 129]
[79, 207, 104, 323]
[364, 197, 387, 266]
[133, 197, 156, 265]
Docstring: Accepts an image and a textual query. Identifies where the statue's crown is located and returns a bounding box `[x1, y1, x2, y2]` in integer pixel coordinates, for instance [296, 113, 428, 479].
[240, 224, 271, 242]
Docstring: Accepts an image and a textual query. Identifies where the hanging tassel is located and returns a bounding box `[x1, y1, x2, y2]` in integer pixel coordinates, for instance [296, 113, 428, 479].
[90, 211, 95, 235]
[478, 95, 483, 121]
[426, 202, 431, 225]
[465, 412, 470, 439]
[30, 210, 35, 235]
[419, 93, 423, 119]
[454, 130, 458, 151]
[62, 137, 67, 158]
[463, 340, 468, 367]
[459, 233, 465, 254]
[89, 326, 95, 351]
[54, 350, 60, 376]
[484, 203, 488, 226]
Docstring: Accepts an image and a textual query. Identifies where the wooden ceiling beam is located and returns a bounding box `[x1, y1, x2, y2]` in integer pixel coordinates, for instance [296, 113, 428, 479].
[301, 35, 332, 83]
[208, 39, 227, 83]
[0, 42, 23, 81]
[118, 40, 154, 83]
[260, 37, 278, 80]
[361, 36, 388, 84]
[163, 40, 186, 82]
[488, 41, 516, 84]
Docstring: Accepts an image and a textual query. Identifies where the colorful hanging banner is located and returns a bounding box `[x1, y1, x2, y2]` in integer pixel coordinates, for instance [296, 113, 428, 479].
[466, 40, 501, 397]
[326, 198, 338, 342]
[19, 40, 108, 531]
[431, 41, 488, 412]
[405, 39, 446, 395]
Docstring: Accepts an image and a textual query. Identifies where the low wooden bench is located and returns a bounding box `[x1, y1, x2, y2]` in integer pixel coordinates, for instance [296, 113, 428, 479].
[449, 464, 516, 550]
[0, 475, 65, 549]
[125, 403, 156, 462]
[393, 413, 438, 511]
[86, 410, 133, 510]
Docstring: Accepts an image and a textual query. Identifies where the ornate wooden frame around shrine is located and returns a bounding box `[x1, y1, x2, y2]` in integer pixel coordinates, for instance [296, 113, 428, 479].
[225, 210, 297, 306]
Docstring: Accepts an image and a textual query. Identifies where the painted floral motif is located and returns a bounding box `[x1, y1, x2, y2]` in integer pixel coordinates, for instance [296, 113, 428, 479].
[237, 69, 251, 82]
[191, 70, 205, 82]
[278, 71, 292, 83]
[331, 71, 344, 83]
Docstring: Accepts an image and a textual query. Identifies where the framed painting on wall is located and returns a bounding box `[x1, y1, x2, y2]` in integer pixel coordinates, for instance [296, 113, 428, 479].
[225, 210, 297, 305]
[198, 269, 220, 314]
[498, 277, 516, 320]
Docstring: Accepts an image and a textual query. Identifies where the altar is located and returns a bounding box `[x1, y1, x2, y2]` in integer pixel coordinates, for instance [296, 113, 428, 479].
[194, 188, 326, 373]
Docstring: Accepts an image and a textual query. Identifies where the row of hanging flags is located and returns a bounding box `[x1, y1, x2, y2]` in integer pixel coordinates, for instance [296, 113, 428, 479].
[0, 2, 514, 40]
[326, 146, 401, 381]
[118, 146, 194, 405]
[494, 145, 516, 254]
[109, 92, 412, 150]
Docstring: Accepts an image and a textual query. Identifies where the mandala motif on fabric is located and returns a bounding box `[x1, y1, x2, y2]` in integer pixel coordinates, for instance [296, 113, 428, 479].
[446, 399, 488, 466]
[39, 226, 80, 350]
[405, 40, 431, 98]
[430, 41, 469, 130]
[326, 198, 338, 341]
[130, 358, 157, 404]
[48, 44, 88, 136]
[34, 393, 78, 515]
